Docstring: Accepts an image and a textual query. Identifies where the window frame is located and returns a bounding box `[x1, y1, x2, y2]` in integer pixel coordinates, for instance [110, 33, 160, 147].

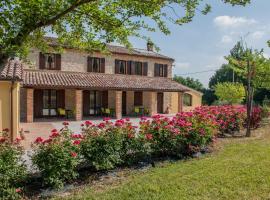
[134, 91, 143, 106]
[183, 93, 193, 107]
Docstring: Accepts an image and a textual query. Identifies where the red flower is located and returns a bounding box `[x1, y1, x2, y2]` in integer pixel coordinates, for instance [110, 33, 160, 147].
[50, 131, 60, 138]
[70, 152, 77, 157]
[51, 129, 58, 133]
[73, 140, 81, 145]
[42, 138, 52, 144]
[85, 120, 92, 126]
[15, 188, 22, 193]
[35, 137, 43, 144]
[145, 134, 153, 140]
[0, 137, 6, 143]
[2, 128, 9, 132]
[103, 117, 111, 121]
[63, 121, 69, 126]
[81, 123, 85, 127]
[125, 118, 130, 121]
[14, 137, 21, 144]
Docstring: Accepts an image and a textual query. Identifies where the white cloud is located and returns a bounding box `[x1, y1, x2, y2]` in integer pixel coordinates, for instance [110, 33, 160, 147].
[221, 35, 233, 44]
[214, 16, 257, 29]
[250, 31, 265, 40]
[174, 62, 191, 69]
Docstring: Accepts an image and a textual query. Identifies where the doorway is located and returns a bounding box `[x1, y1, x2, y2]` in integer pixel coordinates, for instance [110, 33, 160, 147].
[157, 92, 164, 114]
[122, 91, 127, 115]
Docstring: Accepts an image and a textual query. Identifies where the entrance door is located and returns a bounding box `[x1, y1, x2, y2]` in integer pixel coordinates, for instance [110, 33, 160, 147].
[157, 92, 164, 114]
[83, 90, 104, 116]
[122, 91, 127, 116]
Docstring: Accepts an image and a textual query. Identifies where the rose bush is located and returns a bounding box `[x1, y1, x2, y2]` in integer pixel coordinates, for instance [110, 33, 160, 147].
[0, 129, 26, 200]
[139, 113, 217, 158]
[80, 119, 151, 170]
[32, 123, 81, 189]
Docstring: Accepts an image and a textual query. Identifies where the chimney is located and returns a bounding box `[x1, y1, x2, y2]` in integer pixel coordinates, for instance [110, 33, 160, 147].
[147, 41, 154, 51]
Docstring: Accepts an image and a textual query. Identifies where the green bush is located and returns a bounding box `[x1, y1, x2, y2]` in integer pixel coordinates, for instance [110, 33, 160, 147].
[81, 120, 125, 170]
[32, 124, 81, 189]
[0, 130, 26, 200]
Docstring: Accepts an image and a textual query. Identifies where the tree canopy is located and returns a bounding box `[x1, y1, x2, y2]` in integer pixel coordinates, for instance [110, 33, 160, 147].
[173, 75, 204, 92]
[214, 82, 245, 104]
[0, 0, 250, 64]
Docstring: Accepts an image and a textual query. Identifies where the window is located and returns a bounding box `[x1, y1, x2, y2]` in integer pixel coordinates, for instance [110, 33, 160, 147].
[134, 92, 143, 106]
[183, 93, 192, 106]
[88, 57, 105, 73]
[154, 63, 168, 77]
[115, 60, 148, 76]
[135, 62, 142, 75]
[39, 53, 61, 70]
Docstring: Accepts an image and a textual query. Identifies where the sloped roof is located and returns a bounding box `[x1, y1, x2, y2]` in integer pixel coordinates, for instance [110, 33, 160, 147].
[23, 69, 187, 92]
[0, 59, 23, 81]
[44, 37, 174, 61]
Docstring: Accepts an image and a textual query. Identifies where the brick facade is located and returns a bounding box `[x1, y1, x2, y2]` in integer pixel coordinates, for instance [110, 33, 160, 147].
[75, 90, 82, 121]
[26, 88, 34, 123]
[115, 91, 122, 119]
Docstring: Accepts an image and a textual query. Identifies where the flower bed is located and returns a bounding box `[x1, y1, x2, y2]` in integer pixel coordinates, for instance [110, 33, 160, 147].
[0, 105, 264, 198]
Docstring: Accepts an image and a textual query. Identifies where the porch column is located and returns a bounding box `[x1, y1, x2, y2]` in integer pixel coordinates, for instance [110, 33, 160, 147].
[26, 88, 34, 123]
[178, 92, 183, 113]
[143, 91, 157, 116]
[75, 89, 82, 121]
[115, 91, 122, 119]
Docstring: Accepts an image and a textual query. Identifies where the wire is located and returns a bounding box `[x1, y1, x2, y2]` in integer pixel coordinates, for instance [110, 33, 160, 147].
[175, 69, 218, 76]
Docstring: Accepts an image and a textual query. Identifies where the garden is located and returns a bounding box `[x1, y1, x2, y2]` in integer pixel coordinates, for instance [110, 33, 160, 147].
[0, 105, 267, 199]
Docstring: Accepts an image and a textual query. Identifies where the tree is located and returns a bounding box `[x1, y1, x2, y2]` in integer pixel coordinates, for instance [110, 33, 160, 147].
[209, 64, 244, 89]
[214, 82, 245, 105]
[0, 0, 250, 66]
[226, 41, 270, 137]
[173, 75, 204, 92]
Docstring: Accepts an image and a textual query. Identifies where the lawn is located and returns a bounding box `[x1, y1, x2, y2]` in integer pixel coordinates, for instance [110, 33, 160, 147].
[58, 129, 270, 200]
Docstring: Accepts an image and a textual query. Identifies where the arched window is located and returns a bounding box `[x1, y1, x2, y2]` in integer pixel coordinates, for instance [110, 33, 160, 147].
[183, 93, 192, 106]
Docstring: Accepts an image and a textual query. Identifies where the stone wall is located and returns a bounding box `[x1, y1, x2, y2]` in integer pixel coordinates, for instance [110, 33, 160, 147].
[26, 48, 174, 78]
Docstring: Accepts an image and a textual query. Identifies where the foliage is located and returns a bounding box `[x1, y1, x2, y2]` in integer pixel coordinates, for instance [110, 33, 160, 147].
[61, 135, 270, 200]
[0, 0, 250, 62]
[0, 130, 26, 200]
[139, 114, 217, 158]
[201, 88, 217, 105]
[214, 82, 245, 104]
[209, 64, 244, 89]
[261, 104, 270, 119]
[248, 107, 263, 129]
[194, 106, 247, 136]
[32, 123, 81, 189]
[173, 75, 204, 92]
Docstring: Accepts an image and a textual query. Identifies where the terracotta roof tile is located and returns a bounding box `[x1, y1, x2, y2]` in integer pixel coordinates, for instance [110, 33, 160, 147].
[23, 70, 187, 92]
[0, 59, 23, 81]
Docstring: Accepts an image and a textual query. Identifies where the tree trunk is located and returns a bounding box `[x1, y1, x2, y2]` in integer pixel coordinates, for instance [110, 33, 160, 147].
[246, 60, 252, 137]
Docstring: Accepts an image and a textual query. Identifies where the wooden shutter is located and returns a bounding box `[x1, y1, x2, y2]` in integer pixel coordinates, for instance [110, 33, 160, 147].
[87, 57, 93, 72]
[83, 91, 90, 116]
[102, 91, 108, 107]
[154, 63, 159, 77]
[115, 60, 120, 74]
[143, 62, 148, 76]
[39, 52, 45, 69]
[131, 61, 136, 75]
[56, 90, 65, 109]
[34, 89, 43, 117]
[55, 54, 61, 70]
[127, 61, 132, 75]
[100, 58, 105, 73]
[134, 92, 143, 106]
[164, 64, 168, 77]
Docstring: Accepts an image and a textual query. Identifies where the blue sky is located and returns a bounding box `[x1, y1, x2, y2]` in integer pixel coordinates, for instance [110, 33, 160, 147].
[130, 0, 270, 87]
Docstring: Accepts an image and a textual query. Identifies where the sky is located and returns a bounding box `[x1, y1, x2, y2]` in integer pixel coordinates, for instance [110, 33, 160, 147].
[129, 0, 270, 88]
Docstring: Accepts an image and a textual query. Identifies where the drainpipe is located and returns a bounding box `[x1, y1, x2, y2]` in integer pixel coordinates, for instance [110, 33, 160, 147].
[10, 81, 14, 141]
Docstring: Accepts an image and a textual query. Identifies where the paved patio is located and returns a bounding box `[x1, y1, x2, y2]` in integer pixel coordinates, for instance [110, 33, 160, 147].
[20, 117, 143, 149]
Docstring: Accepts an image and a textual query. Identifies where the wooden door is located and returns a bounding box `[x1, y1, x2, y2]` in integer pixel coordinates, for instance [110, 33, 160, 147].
[157, 93, 164, 114]
[34, 89, 43, 118]
[122, 91, 127, 115]
[83, 90, 90, 116]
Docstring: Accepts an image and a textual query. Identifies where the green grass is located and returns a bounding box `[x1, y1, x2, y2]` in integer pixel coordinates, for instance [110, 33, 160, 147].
[59, 135, 270, 200]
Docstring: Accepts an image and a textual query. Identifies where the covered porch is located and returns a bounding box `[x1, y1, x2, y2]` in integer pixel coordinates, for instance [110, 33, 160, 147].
[20, 69, 187, 123]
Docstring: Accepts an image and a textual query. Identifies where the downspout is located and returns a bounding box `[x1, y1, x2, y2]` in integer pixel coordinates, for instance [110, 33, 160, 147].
[10, 81, 14, 141]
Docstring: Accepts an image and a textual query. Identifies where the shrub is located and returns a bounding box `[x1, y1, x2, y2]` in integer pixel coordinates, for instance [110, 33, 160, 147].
[0, 130, 26, 200]
[194, 106, 246, 136]
[32, 123, 81, 189]
[139, 114, 217, 158]
[80, 120, 125, 170]
[249, 106, 263, 129]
